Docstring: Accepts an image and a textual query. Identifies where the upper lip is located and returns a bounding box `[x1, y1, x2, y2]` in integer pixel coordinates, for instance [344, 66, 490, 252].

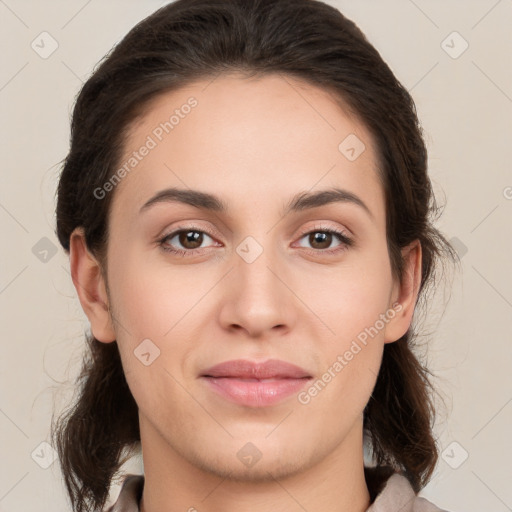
[201, 359, 312, 379]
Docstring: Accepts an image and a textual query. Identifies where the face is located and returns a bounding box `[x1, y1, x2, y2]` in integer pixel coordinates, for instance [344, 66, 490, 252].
[82, 73, 416, 481]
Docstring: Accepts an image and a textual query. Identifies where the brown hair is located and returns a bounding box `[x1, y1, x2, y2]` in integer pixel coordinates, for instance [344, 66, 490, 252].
[51, 0, 458, 510]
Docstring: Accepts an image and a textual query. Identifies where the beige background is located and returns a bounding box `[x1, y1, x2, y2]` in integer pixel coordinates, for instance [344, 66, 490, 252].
[1, 0, 511, 510]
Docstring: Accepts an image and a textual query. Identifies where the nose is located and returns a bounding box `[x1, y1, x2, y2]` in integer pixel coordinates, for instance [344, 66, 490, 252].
[218, 242, 297, 338]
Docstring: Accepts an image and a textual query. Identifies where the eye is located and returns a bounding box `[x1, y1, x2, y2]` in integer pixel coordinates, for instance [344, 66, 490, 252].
[294, 224, 353, 254]
[158, 223, 354, 257]
[159, 225, 219, 256]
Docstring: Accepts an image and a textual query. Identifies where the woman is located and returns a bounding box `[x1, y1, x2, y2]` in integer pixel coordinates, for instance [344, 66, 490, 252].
[51, 0, 458, 511]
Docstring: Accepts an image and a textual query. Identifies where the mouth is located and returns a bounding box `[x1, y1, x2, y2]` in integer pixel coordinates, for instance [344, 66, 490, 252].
[200, 358, 312, 379]
[200, 359, 312, 407]
[200, 375, 312, 407]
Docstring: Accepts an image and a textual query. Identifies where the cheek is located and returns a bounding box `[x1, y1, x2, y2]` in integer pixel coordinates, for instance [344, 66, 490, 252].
[297, 342, 383, 441]
[108, 234, 394, 348]
[106, 250, 212, 395]
[107, 245, 195, 337]
[307, 251, 394, 342]
[300, 251, 392, 402]
[108, 259, 201, 423]
[296, 266, 392, 417]
[106, 241, 392, 448]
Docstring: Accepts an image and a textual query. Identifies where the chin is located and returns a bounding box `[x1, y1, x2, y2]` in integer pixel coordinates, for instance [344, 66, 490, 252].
[200, 453, 311, 483]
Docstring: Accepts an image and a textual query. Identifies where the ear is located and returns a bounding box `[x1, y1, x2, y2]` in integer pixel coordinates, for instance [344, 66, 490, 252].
[69, 227, 116, 343]
[383, 240, 422, 344]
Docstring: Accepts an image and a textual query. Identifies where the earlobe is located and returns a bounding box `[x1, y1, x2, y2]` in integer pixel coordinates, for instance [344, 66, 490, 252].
[69, 227, 116, 343]
[384, 240, 422, 344]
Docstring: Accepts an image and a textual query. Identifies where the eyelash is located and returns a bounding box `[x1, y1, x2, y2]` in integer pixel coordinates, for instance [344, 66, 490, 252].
[158, 224, 354, 257]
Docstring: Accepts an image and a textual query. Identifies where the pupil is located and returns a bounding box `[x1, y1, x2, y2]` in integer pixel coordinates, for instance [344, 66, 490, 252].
[182, 231, 201, 248]
[312, 232, 330, 249]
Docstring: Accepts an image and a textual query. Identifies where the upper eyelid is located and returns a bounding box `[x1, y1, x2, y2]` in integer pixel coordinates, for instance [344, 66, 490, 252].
[299, 222, 352, 236]
[161, 221, 351, 236]
[161, 224, 217, 241]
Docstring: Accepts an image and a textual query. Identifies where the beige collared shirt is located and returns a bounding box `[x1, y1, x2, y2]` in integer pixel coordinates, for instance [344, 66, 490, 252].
[105, 472, 449, 511]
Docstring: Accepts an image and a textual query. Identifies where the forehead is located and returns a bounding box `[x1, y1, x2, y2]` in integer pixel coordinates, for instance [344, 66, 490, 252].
[110, 73, 384, 224]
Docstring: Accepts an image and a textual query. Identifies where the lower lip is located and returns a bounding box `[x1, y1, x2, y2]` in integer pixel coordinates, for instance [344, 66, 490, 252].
[201, 376, 311, 407]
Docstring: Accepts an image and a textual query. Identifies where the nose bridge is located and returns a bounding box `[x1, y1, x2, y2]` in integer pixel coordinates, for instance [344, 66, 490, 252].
[235, 232, 284, 302]
[220, 230, 294, 334]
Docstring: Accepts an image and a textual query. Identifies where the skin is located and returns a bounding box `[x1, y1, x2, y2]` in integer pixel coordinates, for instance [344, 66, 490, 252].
[70, 73, 421, 512]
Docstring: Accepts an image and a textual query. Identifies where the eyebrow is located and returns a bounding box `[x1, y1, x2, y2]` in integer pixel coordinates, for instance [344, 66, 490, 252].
[139, 186, 373, 220]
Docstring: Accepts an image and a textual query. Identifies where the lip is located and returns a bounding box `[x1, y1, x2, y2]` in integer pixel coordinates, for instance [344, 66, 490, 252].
[200, 359, 312, 407]
[201, 359, 311, 379]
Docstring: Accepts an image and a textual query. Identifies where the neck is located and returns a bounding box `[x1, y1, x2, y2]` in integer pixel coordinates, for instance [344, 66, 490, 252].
[139, 415, 371, 512]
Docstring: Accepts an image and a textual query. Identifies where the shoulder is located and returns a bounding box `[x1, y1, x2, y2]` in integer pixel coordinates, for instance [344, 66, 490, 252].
[103, 474, 144, 512]
[367, 472, 450, 512]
